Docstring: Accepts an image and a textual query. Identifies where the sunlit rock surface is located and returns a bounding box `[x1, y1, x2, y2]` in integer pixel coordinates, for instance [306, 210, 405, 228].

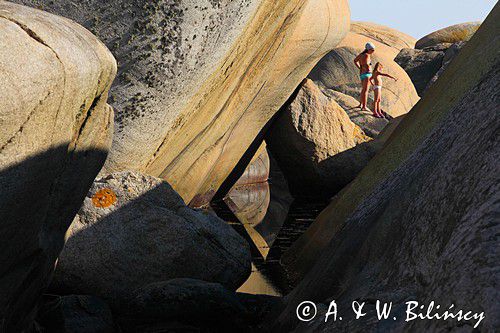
[309, 22, 419, 119]
[267, 79, 375, 198]
[415, 21, 481, 49]
[15, 0, 351, 206]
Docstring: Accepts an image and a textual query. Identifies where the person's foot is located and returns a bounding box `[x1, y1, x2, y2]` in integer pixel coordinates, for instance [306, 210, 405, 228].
[362, 107, 371, 112]
[372, 112, 379, 118]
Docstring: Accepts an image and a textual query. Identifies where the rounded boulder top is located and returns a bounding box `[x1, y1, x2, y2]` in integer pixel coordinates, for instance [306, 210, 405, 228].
[416, 21, 481, 49]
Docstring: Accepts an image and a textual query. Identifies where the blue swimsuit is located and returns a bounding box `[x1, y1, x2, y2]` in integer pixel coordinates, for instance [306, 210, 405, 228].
[360, 72, 372, 81]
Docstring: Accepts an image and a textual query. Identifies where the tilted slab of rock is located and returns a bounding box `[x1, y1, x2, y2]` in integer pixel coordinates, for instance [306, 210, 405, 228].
[309, 22, 419, 118]
[415, 21, 481, 49]
[15, 0, 351, 206]
[0, 3, 116, 331]
[50, 171, 252, 309]
[274, 5, 499, 331]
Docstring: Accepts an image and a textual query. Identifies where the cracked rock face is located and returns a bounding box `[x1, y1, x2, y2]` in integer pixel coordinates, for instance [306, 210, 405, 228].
[50, 171, 252, 309]
[275, 5, 499, 331]
[14, 0, 351, 206]
[0, 2, 116, 331]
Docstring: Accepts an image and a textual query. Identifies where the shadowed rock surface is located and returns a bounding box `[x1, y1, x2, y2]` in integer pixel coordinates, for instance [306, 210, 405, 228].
[50, 172, 251, 309]
[274, 5, 499, 331]
[395, 44, 449, 95]
[14, 0, 351, 206]
[0, 3, 116, 331]
[396, 41, 467, 96]
[415, 21, 481, 49]
[118, 278, 282, 332]
[37, 295, 115, 333]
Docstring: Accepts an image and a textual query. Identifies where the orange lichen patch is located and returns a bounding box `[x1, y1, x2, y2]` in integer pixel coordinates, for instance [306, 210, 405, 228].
[92, 188, 117, 208]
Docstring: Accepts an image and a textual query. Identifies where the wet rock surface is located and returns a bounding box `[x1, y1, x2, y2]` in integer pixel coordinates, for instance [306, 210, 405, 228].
[50, 171, 251, 308]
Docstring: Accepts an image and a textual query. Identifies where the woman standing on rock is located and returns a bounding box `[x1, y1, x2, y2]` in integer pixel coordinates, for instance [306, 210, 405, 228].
[354, 42, 376, 111]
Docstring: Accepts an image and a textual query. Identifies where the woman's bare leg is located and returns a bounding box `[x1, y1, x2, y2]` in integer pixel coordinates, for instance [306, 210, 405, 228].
[361, 79, 370, 110]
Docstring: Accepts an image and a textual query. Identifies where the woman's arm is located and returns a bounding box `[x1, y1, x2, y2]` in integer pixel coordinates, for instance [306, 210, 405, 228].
[354, 54, 362, 69]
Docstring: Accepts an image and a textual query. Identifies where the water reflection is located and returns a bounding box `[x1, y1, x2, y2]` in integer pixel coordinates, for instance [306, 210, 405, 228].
[211, 145, 328, 295]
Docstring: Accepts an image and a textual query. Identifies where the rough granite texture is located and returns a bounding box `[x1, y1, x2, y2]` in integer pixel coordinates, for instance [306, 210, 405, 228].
[275, 4, 499, 331]
[0, 2, 116, 331]
[14, 0, 351, 206]
[50, 171, 252, 309]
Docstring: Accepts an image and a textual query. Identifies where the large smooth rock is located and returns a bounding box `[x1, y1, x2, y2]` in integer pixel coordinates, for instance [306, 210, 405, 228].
[223, 144, 272, 255]
[275, 4, 499, 331]
[267, 79, 375, 198]
[309, 22, 419, 118]
[15, 0, 351, 206]
[416, 21, 481, 49]
[0, 3, 116, 331]
[50, 171, 252, 308]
